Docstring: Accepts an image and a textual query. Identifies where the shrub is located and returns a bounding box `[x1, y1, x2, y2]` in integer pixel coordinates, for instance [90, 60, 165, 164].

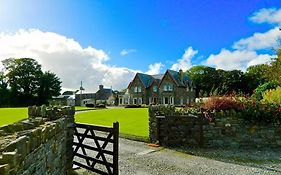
[85, 103, 95, 108]
[124, 104, 141, 108]
[252, 81, 279, 100]
[262, 86, 281, 105]
[241, 99, 281, 125]
[201, 96, 244, 111]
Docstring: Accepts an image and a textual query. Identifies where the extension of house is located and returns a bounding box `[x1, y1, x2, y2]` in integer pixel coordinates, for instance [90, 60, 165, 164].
[127, 69, 196, 106]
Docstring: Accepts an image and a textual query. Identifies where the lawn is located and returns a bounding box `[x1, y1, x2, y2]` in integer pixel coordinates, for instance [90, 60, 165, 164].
[0, 108, 28, 126]
[75, 108, 149, 139]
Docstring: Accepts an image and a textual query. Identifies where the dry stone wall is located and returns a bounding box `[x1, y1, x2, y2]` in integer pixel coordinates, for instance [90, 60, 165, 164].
[0, 105, 75, 175]
[149, 105, 281, 149]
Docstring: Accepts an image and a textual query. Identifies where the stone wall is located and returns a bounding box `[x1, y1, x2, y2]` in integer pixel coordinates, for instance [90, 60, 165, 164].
[149, 105, 281, 148]
[0, 105, 75, 175]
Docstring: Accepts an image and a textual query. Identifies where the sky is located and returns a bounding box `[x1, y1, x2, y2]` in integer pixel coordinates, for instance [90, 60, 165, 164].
[0, 0, 280, 92]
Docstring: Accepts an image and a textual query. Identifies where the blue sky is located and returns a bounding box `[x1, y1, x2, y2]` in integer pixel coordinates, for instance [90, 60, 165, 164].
[0, 0, 280, 91]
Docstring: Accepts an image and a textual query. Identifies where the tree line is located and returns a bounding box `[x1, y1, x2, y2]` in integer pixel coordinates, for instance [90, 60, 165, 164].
[0, 58, 61, 107]
[186, 49, 281, 97]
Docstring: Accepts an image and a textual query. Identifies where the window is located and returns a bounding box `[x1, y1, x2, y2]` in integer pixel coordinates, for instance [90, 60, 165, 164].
[164, 97, 169, 104]
[134, 87, 138, 93]
[170, 96, 174, 105]
[153, 97, 157, 104]
[187, 97, 190, 103]
[138, 86, 142, 92]
[133, 98, 137, 104]
[168, 84, 173, 91]
[190, 87, 193, 92]
[163, 84, 173, 91]
[153, 86, 158, 92]
[138, 98, 142, 104]
[163, 85, 168, 91]
[119, 98, 123, 105]
[187, 87, 189, 92]
[180, 97, 183, 105]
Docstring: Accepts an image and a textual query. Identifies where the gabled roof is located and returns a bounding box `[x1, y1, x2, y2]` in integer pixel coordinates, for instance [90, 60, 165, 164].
[137, 73, 155, 88]
[167, 70, 190, 87]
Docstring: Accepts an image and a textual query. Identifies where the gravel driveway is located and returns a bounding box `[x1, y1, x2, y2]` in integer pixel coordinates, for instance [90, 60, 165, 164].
[74, 133, 281, 175]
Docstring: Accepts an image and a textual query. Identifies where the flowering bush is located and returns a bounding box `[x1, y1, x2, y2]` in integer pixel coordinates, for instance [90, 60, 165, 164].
[201, 96, 244, 111]
[194, 95, 281, 125]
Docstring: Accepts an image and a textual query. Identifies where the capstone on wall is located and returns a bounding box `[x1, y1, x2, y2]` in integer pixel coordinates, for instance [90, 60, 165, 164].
[0, 105, 75, 175]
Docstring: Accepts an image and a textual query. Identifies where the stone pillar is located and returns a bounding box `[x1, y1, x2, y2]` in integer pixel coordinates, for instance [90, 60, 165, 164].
[62, 106, 75, 171]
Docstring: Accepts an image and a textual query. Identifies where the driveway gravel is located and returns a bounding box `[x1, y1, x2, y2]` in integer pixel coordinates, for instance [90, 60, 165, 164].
[74, 134, 281, 175]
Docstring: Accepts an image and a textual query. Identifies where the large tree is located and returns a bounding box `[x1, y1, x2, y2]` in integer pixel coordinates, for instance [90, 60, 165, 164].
[266, 49, 281, 85]
[245, 64, 269, 94]
[186, 65, 219, 97]
[37, 71, 61, 104]
[0, 71, 10, 106]
[1, 58, 61, 106]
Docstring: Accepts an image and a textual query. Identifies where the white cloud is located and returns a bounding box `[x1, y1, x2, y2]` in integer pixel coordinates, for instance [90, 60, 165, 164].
[205, 49, 272, 71]
[249, 8, 281, 25]
[0, 29, 138, 92]
[171, 46, 198, 71]
[120, 49, 136, 56]
[204, 8, 281, 71]
[145, 62, 164, 75]
[233, 27, 281, 50]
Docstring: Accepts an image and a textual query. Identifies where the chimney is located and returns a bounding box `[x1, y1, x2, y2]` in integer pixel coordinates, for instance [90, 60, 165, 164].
[99, 85, 104, 90]
[179, 69, 183, 82]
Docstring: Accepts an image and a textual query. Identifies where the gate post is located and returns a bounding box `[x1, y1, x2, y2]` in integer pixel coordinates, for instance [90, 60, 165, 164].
[113, 122, 119, 175]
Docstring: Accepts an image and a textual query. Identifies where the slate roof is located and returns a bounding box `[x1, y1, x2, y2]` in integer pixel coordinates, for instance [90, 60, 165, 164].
[131, 70, 192, 89]
[137, 73, 155, 88]
[95, 88, 114, 100]
[167, 69, 190, 87]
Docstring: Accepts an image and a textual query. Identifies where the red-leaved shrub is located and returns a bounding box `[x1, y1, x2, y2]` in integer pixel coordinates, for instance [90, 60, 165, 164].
[201, 96, 244, 111]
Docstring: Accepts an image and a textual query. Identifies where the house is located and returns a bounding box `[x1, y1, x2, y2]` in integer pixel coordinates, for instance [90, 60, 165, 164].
[95, 85, 116, 105]
[116, 89, 130, 106]
[127, 69, 195, 106]
[75, 85, 116, 106]
[50, 91, 76, 106]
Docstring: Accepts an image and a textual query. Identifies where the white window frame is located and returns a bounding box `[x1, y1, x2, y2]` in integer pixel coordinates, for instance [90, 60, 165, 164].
[180, 97, 183, 105]
[168, 84, 173, 91]
[133, 98, 137, 104]
[163, 85, 168, 91]
[138, 98, 142, 104]
[134, 87, 138, 93]
[170, 96, 174, 105]
[138, 86, 142, 92]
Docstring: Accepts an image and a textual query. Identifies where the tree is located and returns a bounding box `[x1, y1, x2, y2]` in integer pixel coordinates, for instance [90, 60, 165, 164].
[38, 71, 62, 104]
[266, 49, 281, 84]
[187, 66, 219, 97]
[1, 58, 61, 106]
[0, 71, 10, 106]
[245, 64, 269, 94]
[220, 70, 248, 95]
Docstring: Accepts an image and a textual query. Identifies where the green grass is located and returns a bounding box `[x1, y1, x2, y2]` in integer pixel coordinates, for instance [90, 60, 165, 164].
[0, 108, 28, 126]
[75, 108, 149, 139]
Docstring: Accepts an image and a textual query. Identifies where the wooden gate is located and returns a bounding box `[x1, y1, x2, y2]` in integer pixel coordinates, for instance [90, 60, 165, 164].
[73, 122, 119, 175]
